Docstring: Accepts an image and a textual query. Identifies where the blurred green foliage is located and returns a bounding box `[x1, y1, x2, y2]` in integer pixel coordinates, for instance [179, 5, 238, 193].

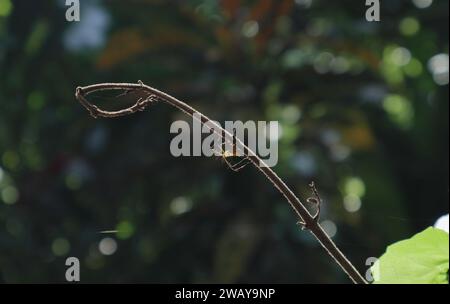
[0, 0, 448, 283]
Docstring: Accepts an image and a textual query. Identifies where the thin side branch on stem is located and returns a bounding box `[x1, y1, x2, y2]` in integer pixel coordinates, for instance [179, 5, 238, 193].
[298, 182, 322, 230]
[75, 81, 367, 284]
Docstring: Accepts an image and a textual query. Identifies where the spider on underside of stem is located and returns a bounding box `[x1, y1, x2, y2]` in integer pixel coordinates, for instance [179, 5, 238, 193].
[209, 130, 252, 172]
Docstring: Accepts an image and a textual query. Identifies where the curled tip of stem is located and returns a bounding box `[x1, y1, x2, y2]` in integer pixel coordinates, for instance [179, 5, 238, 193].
[75, 83, 157, 118]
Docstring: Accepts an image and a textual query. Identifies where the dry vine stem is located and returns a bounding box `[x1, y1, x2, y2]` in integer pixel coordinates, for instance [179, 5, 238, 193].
[75, 81, 367, 284]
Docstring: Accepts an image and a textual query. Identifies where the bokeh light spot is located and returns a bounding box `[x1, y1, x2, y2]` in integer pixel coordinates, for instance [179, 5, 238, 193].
[412, 0, 433, 9]
[281, 105, 302, 124]
[116, 220, 135, 240]
[1, 186, 19, 205]
[403, 58, 423, 77]
[344, 177, 366, 198]
[99, 237, 117, 256]
[295, 0, 313, 8]
[242, 20, 259, 38]
[313, 52, 334, 74]
[52, 238, 70, 256]
[2, 151, 20, 171]
[391, 47, 412, 66]
[321, 220, 337, 238]
[428, 53, 449, 86]
[343, 195, 362, 213]
[330, 56, 350, 74]
[0, 0, 13, 17]
[383, 94, 414, 129]
[399, 17, 420, 36]
[170, 196, 193, 215]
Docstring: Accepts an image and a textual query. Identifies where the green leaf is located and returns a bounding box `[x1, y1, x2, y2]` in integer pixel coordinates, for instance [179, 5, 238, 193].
[371, 227, 449, 284]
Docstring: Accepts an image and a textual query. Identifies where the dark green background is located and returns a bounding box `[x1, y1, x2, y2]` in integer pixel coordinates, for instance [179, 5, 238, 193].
[0, 0, 448, 283]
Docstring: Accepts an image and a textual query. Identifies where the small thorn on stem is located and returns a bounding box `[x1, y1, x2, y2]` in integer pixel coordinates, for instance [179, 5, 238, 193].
[296, 220, 309, 230]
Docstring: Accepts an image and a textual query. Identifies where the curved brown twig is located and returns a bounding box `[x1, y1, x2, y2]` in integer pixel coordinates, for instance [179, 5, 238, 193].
[75, 81, 367, 284]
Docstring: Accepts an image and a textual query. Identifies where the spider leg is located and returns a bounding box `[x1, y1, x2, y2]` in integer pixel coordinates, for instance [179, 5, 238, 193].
[212, 133, 250, 172]
[223, 155, 251, 172]
[230, 160, 251, 172]
[209, 141, 223, 157]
